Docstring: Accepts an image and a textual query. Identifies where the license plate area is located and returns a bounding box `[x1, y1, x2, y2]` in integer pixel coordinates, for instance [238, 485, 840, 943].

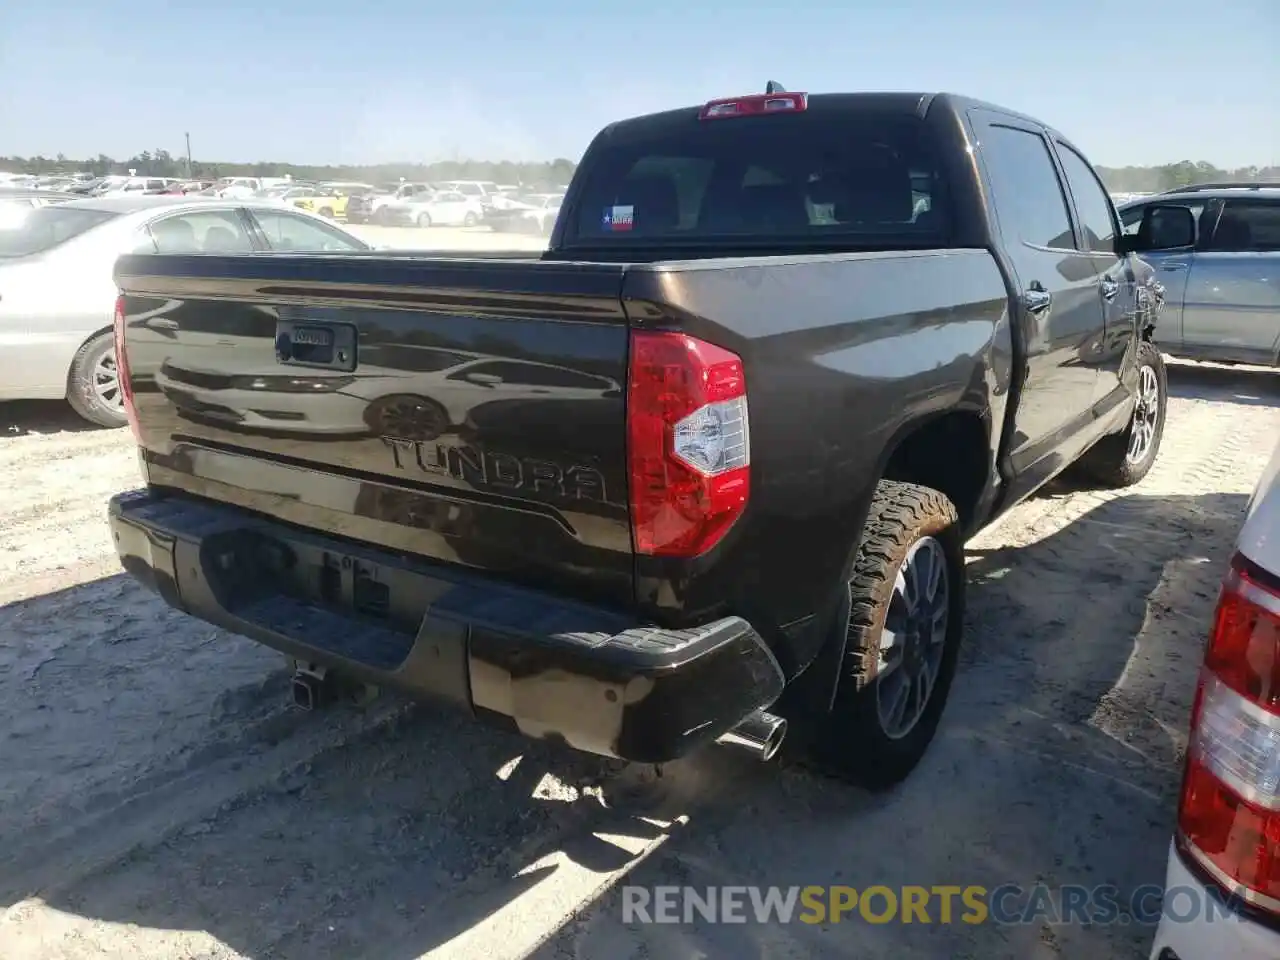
[199, 529, 434, 634]
[320, 551, 391, 620]
[274, 320, 357, 371]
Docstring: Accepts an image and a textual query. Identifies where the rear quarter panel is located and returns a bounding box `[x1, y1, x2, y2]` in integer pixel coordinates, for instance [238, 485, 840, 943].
[622, 249, 1012, 659]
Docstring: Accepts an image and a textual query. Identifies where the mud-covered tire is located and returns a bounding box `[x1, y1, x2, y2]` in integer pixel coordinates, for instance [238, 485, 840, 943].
[807, 480, 965, 790]
[66, 331, 127, 428]
[1073, 340, 1167, 488]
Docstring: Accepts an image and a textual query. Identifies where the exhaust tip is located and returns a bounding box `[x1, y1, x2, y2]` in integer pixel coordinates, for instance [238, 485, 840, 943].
[759, 718, 786, 762]
[716, 710, 787, 762]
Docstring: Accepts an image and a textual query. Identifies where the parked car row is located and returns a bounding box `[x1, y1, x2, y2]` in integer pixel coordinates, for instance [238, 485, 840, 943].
[0, 194, 370, 427]
[348, 180, 566, 232]
[3, 174, 571, 234]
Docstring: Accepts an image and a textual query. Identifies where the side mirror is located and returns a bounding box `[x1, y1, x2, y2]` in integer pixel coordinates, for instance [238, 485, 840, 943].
[1120, 204, 1196, 254]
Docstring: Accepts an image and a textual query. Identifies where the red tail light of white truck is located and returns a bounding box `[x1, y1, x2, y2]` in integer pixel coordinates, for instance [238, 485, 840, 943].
[626, 331, 750, 558]
[113, 294, 139, 439]
[1177, 558, 1280, 917]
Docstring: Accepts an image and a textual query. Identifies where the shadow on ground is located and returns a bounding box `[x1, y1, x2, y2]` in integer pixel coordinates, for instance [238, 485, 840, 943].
[0, 490, 1250, 960]
[1164, 358, 1278, 407]
[529, 490, 1246, 960]
[0, 400, 104, 437]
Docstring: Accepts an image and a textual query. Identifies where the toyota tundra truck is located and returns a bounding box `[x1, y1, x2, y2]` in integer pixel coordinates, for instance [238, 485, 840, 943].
[107, 89, 1191, 789]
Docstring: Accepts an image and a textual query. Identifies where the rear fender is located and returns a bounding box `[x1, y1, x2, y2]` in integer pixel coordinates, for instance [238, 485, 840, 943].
[779, 405, 991, 718]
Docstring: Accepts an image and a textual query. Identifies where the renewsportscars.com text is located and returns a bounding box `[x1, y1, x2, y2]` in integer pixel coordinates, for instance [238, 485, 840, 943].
[621, 883, 1245, 927]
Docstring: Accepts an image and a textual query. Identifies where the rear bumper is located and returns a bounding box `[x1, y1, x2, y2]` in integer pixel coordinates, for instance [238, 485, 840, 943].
[1149, 840, 1280, 960]
[108, 488, 785, 763]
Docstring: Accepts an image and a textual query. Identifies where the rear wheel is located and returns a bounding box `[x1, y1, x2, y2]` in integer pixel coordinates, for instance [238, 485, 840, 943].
[808, 481, 965, 790]
[318, 206, 334, 219]
[1073, 339, 1167, 487]
[463, 212, 478, 227]
[416, 212, 432, 228]
[66, 331, 127, 428]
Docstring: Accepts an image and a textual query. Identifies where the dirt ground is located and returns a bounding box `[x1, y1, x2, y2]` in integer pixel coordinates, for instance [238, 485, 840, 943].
[0, 360, 1276, 960]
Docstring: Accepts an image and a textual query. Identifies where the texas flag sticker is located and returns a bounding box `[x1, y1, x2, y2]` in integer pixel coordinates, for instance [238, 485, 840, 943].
[602, 205, 634, 232]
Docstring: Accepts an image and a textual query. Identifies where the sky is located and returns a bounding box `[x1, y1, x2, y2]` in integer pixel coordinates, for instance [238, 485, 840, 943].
[1, 0, 1277, 169]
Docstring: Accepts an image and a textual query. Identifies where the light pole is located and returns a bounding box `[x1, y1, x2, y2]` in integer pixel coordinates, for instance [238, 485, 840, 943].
[185, 132, 192, 178]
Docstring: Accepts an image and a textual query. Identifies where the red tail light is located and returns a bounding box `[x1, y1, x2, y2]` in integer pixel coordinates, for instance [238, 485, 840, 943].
[1177, 557, 1280, 916]
[113, 295, 140, 439]
[699, 92, 807, 120]
[626, 331, 750, 558]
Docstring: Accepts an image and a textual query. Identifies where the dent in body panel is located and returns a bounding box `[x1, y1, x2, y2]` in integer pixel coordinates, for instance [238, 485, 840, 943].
[621, 250, 1010, 668]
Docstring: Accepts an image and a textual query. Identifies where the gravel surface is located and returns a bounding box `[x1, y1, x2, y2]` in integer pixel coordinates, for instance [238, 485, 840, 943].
[0, 360, 1276, 960]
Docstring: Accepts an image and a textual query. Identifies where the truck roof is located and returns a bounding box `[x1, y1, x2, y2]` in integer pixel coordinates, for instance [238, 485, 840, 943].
[599, 91, 1069, 143]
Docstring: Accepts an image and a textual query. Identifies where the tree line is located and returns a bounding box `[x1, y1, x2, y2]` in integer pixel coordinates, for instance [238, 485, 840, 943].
[0, 149, 579, 189]
[2, 150, 1276, 195]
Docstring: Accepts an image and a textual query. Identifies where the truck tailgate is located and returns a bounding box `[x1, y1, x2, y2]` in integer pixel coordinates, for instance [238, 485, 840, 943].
[114, 254, 635, 609]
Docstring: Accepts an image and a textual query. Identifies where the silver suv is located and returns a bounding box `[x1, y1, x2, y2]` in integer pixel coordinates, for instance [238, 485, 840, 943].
[1118, 182, 1280, 368]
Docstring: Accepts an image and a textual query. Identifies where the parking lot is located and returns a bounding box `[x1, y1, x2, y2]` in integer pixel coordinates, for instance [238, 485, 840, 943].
[0, 347, 1274, 959]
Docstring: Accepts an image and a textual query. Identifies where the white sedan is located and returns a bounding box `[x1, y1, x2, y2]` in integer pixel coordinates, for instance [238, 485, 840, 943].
[1149, 439, 1280, 959]
[0, 195, 369, 427]
[380, 191, 484, 228]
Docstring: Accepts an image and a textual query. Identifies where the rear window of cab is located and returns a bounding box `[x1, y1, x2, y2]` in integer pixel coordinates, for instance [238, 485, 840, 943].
[567, 107, 948, 247]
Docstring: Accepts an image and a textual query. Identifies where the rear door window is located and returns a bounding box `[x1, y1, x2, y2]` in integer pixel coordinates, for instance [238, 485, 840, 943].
[147, 209, 255, 253]
[249, 209, 368, 251]
[977, 124, 1074, 250]
[1206, 199, 1280, 251]
[566, 107, 949, 248]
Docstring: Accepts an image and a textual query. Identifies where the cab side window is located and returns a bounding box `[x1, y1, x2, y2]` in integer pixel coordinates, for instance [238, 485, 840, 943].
[978, 124, 1075, 250]
[1055, 145, 1117, 254]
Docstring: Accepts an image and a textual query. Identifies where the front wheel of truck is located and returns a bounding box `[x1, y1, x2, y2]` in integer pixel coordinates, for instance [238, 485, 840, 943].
[1073, 340, 1167, 488]
[808, 480, 965, 790]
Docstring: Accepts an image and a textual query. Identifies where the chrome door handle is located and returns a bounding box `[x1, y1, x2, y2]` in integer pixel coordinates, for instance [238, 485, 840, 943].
[1023, 287, 1052, 314]
[1161, 261, 1188, 272]
[1100, 279, 1120, 301]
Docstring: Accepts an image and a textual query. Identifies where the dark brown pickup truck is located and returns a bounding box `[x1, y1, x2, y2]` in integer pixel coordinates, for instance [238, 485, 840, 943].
[107, 88, 1188, 788]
